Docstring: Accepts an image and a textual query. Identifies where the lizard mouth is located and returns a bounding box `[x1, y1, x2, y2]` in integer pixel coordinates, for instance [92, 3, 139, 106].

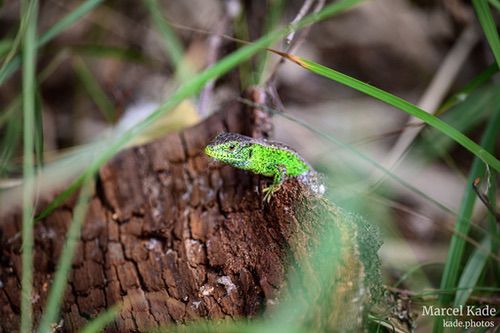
[204, 145, 218, 158]
[204, 146, 247, 166]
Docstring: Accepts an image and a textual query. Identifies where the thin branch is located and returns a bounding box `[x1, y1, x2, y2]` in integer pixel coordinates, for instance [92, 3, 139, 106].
[266, 0, 325, 86]
[284, 0, 315, 46]
[472, 177, 500, 222]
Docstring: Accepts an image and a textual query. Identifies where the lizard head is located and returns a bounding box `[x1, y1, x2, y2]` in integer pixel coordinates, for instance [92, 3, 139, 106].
[204, 132, 253, 168]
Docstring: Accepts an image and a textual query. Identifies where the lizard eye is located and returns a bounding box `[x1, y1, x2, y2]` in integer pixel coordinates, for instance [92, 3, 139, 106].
[228, 144, 236, 151]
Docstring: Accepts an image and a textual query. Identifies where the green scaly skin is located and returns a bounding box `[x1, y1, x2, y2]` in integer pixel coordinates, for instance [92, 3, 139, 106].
[204, 132, 319, 202]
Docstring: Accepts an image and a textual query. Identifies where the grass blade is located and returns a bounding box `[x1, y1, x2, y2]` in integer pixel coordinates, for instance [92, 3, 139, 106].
[489, 0, 500, 10]
[255, 0, 285, 84]
[453, 236, 491, 307]
[0, 17, 26, 79]
[486, 172, 499, 283]
[20, 0, 38, 332]
[271, 52, 500, 171]
[36, 171, 90, 220]
[433, 100, 500, 333]
[35, 0, 366, 220]
[0, 0, 103, 86]
[0, 105, 22, 176]
[144, 0, 190, 82]
[473, 0, 500, 66]
[435, 63, 498, 116]
[0, 38, 14, 57]
[71, 44, 145, 63]
[72, 56, 116, 123]
[417, 83, 500, 162]
[34, 90, 44, 168]
[37, 178, 93, 333]
[37, 0, 103, 47]
[79, 305, 120, 333]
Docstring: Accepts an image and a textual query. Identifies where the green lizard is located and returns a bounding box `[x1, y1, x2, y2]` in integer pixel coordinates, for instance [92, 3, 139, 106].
[205, 132, 386, 330]
[204, 132, 324, 202]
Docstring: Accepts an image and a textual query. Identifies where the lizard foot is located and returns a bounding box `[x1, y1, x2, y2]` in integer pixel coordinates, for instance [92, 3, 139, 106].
[262, 184, 280, 203]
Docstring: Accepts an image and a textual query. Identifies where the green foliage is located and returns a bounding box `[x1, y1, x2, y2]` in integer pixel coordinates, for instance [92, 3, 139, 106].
[415, 83, 500, 162]
[454, 236, 491, 307]
[433, 104, 500, 332]
[473, 0, 500, 66]
[0, 0, 104, 85]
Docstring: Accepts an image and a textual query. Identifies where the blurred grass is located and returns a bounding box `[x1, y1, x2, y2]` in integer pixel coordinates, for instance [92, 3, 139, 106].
[434, 104, 500, 333]
[20, 0, 38, 332]
[37, 178, 93, 333]
[144, 0, 191, 82]
[71, 44, 146, 63]
[0, 12, 26, 78]
[435, 63, 498, 116]
[244, 99, 496, 245]
[24, 1, 365, 331]
[489, 0, 500, 10]
[2, 0, 499, 331]
[0, 101, 22, 176]
[34, 90, 44, 168]
[154, 197, 346, 333]
[393, 262, 442, 288]
[415, 83, 500, 164]
[35, 0, 365, 219]
[0, 39, 14, 56]
[0, 50, 68, 177]
[72, 56, 116, 123]
[79, 305, 120, 333]
[453, 236, 491, 307]
[486, 172, 499, 283]
[272, 52, 500, 172]
[234, 9, 253, 89]
[255, 0, 285, 84]
[473, 0, 500, 66]
[0, 0, 103, 85]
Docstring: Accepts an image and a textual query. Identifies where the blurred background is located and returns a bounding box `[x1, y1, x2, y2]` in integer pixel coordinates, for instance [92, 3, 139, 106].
[1, 0, 499, 331]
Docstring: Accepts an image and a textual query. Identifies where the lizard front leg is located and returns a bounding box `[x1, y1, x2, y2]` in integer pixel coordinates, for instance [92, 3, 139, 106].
[263, 164, 287, 203]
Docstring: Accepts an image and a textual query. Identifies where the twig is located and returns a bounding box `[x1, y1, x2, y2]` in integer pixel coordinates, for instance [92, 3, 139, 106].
[472, 177, 500, 222]
[266, 0, 325, 86]
[284, 0, 315, 46]
[285, 0, 325, 61]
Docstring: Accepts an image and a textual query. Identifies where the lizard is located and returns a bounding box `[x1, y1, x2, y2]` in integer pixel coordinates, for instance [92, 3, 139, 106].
[204, 132, 391, 331]
[204, 132, 325, 202]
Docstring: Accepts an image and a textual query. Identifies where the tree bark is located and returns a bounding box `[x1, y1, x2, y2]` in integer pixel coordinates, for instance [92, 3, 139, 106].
[0, 89, 381, 332]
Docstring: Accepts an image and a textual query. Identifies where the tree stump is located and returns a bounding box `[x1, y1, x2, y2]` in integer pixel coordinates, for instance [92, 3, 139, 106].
[0, 92, 381, 332]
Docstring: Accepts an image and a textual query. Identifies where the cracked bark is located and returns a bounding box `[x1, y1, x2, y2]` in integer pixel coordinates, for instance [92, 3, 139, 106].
[0, 90, 378, 332]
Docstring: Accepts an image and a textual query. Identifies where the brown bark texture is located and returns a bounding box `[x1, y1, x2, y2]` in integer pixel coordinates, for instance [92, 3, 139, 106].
[0, 94, 381, 332]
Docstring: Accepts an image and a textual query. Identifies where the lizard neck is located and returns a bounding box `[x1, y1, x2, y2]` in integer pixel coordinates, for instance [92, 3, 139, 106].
[247, 143, 310, 177]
